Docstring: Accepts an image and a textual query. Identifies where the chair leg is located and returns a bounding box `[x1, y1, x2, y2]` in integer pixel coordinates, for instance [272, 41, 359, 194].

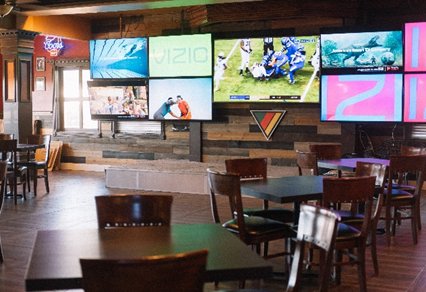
[33, 168, 38, 197]
[263, 242, 269, 257]
[392, 208, 398, 236]
[370, 230, 379, 276]
[411, 210, 418, 245]
[335, 250, 342, 285]
[44, 168, 49, 193]
[357, 244, 367, 292]
[0, 237, 3, 263]
[385, 207, 392, 246]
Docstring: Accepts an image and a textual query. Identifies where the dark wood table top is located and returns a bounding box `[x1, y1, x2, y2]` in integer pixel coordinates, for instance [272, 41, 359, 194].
[241, 175, 324, 204]
[25, 224, 273, 291]
[317, 158, 390, 172]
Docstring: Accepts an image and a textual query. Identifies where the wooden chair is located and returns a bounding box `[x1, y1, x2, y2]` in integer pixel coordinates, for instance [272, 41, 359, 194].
[382, 155, 426, 246]
[337, 161, 386, 275]
[0, 161, 8, 263]
[0, 139, 27, 204]
[225, 158, 294, 223]
[217, 205, 339, 292]
[206, 168, 294, 259]
[296, 150, 319, 176]
[95, 194, 173, 228]
[287, 204, 339, 292]
[389, 145, 426, 194]
[18, 134, 51, 197]
[309, 143, 354, 177]
[322, 176, 376, 292]
[80, 249, 208, 292]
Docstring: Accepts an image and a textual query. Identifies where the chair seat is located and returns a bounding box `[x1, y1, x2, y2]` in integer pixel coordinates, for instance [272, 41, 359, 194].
[386, 182, 415, 193]
[223, 216, 295, 237]
[384, 188, 415, 201]
[243, 207, 294, 223]
[336, 222, 361, 240]
[334, 210, 364, 224]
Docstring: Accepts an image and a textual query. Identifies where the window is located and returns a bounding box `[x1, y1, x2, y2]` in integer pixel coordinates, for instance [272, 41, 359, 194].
[59, 67, 97, 130]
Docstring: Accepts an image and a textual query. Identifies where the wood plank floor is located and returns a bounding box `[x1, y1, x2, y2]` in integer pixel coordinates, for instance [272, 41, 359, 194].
[0, 170, 425, 291]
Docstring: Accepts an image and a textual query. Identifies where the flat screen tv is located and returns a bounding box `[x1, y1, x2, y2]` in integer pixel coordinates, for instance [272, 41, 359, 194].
[404, 73, 426, 123]
[320, 30, 403, 75]
[89, 37, 148, 79]
[149, 33, 212, 78]
[320, 74, 403, 122]
[87, 80, 148, 120]
[405, 22, 426, 72]
[213, 35, 320, 103]
[148, 77, 212, 121]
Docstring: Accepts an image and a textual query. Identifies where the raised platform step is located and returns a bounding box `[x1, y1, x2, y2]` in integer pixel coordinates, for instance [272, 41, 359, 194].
[105, 159, 297, 194]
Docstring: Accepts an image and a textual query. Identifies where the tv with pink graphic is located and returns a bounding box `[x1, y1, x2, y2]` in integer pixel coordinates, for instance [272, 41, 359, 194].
[405, 22, 426, 72]
[321, 74, 403, 122]
[404, 74, 426, 122]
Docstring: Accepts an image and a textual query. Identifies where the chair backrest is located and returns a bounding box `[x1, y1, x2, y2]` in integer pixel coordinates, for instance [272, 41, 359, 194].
[286, 204, 339, 292]
[0, 133, 14, 140]
[95, 194, 173, 228]
[355, 161, 387, 228]
[322, 176, 376, 238]
[80, 249, 208, 292]
[309, 143, 342, 160]
[400, 145, 426, 156]
[225, 158, 267, 180]
[296, 150, 319, 176]
[355, 161, 387, 190]
[206, 168, 248, 241]
[0, 139, 17, 166]
[386, 155, 426, 203]
[28, 134, 51, 163]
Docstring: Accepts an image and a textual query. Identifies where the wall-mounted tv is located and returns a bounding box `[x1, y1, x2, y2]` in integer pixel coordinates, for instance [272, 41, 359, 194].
[320, 30, 403, 75]
[404, 74, 426, 122]
[88, 80, 148, 120]
[90, 37, 148, 79]
[321, 74, 403, 122]
[149, 34, 212, 78]
[405, 22, 426, 72]
[213, 35, 320, 103]
[148, 78, 212, 121]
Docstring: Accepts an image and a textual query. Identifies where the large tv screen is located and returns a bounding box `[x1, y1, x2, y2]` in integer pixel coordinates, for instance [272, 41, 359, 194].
[90, 37, 148, 79]
[405, 22, 426, 72]
[321, 74, 403, 122]
[88, 80, 148, 120]
[148, 78, 212, 121]
[404, 74, 426, 122]
[320, 30, 403, 75]
[149, 34, 212, 78]
[213, 35, 320, 103]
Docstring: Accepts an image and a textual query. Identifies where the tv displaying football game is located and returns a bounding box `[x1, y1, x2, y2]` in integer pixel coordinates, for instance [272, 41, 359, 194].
[320, 30, 403, 75]
[148, 78, 212, 121]
[90, 37, 148, 79]
[213, 35, 320, 103]
[321, 74, 403, 122]
[405, 22, 426, 72]
[87, 80, 148, 120]
[149, 34, 212, 78]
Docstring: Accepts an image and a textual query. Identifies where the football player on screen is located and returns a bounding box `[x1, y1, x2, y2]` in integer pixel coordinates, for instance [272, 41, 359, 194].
[239, 38, 252, 75]
[214, 52, 228, 91]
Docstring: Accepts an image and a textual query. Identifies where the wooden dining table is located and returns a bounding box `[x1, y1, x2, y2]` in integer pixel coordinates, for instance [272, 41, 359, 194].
[317, 157, 390, 172]
[241, 175, 324, 223]
[25, 223, 273, 291]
